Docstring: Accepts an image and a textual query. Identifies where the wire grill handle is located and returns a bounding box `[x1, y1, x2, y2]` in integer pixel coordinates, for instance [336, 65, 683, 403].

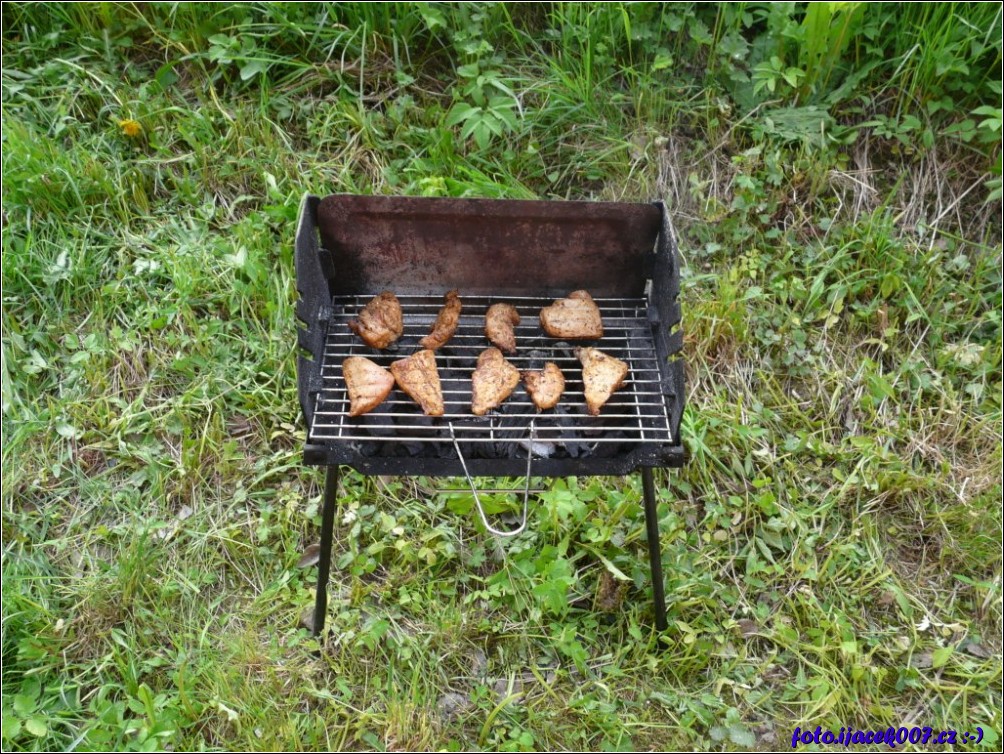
[448, 419, 536, 538]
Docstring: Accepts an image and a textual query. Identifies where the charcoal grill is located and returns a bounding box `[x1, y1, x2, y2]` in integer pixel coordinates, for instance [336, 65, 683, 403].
[295, 195, 685, 637]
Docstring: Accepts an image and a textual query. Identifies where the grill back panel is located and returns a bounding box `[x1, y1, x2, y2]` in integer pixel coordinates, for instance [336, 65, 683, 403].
[317, 195, 662, 297]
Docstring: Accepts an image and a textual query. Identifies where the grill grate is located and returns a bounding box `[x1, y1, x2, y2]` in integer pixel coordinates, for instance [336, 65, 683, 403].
[308, 294, 673, 449]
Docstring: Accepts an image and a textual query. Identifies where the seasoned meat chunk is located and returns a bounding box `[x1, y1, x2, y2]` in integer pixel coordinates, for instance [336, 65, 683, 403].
[348, 291, 403, 349]
[485, 303, 520, 354]
[577, 347, 628, 415]
[342, 356, 394, 417]
[471, 348, 520, 416]
[390, 349, 444, 416]
[419, 290, 462, 350]
[521, 362, 565, 411]
[540, 290, 603, 340]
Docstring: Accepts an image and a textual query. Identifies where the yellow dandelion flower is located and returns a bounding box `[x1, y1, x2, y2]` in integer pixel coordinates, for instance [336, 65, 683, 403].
[118, 119, 142, 138]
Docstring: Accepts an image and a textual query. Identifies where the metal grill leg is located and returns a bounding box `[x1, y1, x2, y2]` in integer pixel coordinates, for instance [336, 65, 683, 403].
[641, 467, 668, 633]
[312, 465, 339, 637]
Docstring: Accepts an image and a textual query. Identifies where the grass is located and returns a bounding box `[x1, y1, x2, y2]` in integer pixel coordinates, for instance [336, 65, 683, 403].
[2, 2, 1001, 751]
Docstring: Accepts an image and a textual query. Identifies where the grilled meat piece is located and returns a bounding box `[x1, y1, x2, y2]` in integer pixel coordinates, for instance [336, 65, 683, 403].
[390, 349, 444, 416]
[342, 356, 395, 417]
[577, 347, 628, 415]
[471, 348, 520, 416]
[540, 290, 603, 340]
[348, 291, 403, 349]
[521, 362, 566, 411]
[419, 290, 462, 350]
[485, 303, 520, 354]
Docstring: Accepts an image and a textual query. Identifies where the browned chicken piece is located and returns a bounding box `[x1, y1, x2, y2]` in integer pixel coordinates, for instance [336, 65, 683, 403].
[521, 362, 566, 411]
[577, 347, 628, 416]
[471, 348, 520, 416]
[348, 291, 403, 349]
[390, 349, 444, 416]
[342, 356, 395, 417]
[485, 303, 520, 354]
[419, 290, 462, 350]
[540, 290, 603, 340]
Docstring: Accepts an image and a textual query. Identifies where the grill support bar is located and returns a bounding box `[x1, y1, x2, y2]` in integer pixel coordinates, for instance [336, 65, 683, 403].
[312, 465, 340, 637]
[641, 467, 668, 633]
[310, 464, 670, 641]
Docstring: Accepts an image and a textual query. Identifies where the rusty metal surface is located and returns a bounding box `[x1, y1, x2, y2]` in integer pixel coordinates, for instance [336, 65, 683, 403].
[316, 195, 662, 297]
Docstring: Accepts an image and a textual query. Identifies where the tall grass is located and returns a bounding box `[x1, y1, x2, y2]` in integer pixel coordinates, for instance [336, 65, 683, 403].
[5, 3, 1000, 114]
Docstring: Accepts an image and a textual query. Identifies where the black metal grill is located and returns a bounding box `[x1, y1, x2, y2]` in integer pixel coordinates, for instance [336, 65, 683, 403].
[294, 194, 685, 638]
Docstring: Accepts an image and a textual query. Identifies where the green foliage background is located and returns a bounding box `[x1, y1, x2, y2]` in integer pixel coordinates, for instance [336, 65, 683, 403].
[2, 3, 1001, 751]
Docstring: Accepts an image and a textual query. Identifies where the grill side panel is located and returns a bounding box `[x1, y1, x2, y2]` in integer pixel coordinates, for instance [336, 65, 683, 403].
[295, 194, 334, 427]
[651, 201, 685, 444]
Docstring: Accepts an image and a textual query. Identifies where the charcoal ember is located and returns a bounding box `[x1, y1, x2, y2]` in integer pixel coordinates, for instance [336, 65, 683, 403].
[550, 402, 591, 458]
[517, 439, 557, 458]
[550, 341, 580, 360]
[354, 440, 380, 457]
[351, 407, 393, 453]
[445, 417, 496, 460]
[395, 414, 439, 456]
[355, 411, 396, 438]
[440, 408, 534, 461]
[400, 414, 438, 430]
[438, 360, 469, 379]
[627, 328, 651, 350]
[521, 348, 552, 371]
[463, 414, 522, 460]
[477, 387, 542, 459]
[347, 411, 394, 457]
[590, 430, 629, 457]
